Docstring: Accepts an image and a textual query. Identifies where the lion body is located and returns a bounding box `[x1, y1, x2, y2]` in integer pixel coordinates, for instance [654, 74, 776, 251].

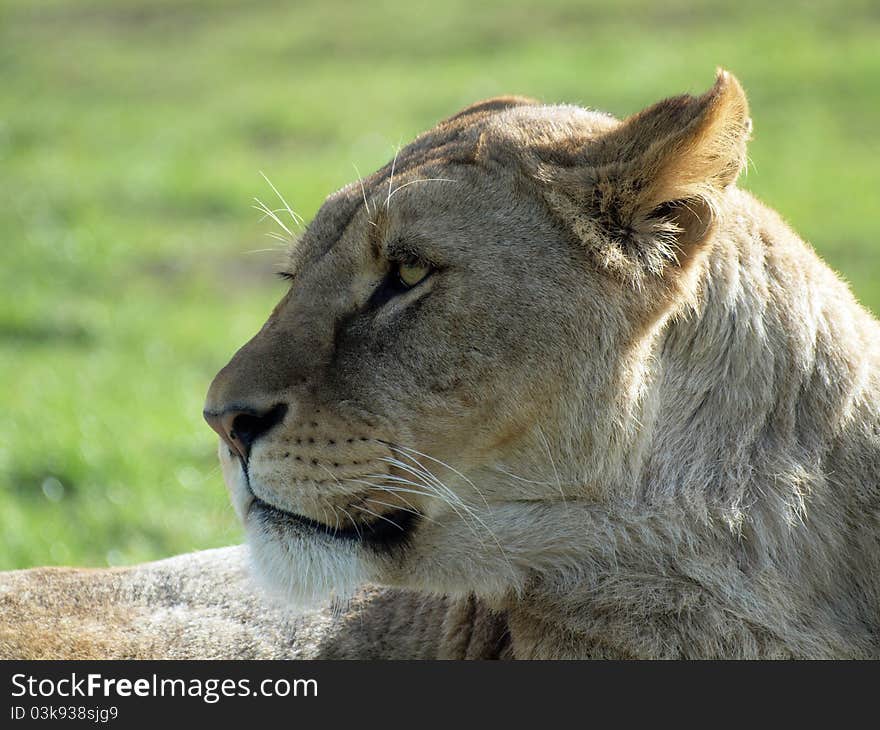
[3, 73, 879, 659]
[0, 546, 508, 659]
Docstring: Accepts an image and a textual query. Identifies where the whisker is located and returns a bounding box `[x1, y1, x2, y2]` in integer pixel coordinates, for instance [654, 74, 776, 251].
[313, 466, 350, 538]
[384, 444, 491, 511]
[356, 472, 489, 549]
[381, 449, 515, 575]
[244, 245, 285, 254]
[378, 459, 482, 526]
[346, 476, 462, 522]
[351, 504, 405, 532]
[260, 170, 305, 226]
[386, 144, 401, 212]
[253, 198, 294, 238]
[318, 463, 344, 487]
[350, 477, 421, 513]
[379, 456, 446, 493]
[363, 498, 440, 527]
[346, 475, 429, 497]
[336, 505, 363, 540]
[376, 459, 499, 554]
[378, 457, 469, 512]
[343, 477, 463, 522]
[343, 475, 442, 528]
[329, 504, 341, 535]
[317, 503, 333, 531]
[352, 163, 372, 218]
[351, 444, 519, 582]
[257, 206, 293, 217]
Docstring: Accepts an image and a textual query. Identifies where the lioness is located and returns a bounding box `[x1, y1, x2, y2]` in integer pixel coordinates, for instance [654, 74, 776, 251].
[2, 71, 879, 659]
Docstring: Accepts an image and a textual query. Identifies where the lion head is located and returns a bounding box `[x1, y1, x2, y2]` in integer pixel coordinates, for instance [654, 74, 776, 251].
[204, 71, 751, 607]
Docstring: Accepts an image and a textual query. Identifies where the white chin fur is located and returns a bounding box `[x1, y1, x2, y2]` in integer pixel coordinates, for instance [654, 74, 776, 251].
[244, 517, 369, 611]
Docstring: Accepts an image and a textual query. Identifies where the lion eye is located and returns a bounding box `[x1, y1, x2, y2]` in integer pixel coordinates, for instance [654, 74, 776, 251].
[397, 261, 431, 288]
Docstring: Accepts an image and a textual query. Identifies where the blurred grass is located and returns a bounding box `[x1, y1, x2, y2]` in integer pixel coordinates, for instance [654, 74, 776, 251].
[1, 0, 878, 569]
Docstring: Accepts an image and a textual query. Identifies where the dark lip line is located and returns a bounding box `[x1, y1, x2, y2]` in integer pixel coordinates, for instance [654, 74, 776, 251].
[235, 438, 420, 549]
[248, 492, 420, 551]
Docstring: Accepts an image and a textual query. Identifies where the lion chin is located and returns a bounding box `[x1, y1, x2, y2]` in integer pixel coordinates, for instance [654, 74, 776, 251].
[219, 447, 367, 610]
[245, 515, 368, 611]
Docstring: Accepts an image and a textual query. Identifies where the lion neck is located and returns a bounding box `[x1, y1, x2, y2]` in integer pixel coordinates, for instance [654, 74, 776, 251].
[639, 189, 879, 521]
[498, 189, 880, 659]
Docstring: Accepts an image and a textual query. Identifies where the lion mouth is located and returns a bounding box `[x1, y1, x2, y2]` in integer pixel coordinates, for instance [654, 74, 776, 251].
[248, 493, 419, 551]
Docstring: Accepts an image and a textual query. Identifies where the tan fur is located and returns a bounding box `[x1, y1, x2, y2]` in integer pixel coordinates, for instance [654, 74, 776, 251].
[0, 547, 507, 659]
[3, 72, 879, 658]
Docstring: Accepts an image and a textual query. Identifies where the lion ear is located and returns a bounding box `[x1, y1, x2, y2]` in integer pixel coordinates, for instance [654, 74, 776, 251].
[543, 71, 751, 281]
[596, 69, 751, 256]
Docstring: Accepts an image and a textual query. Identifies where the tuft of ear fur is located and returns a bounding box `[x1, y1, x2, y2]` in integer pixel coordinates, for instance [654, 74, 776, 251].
[540, 70, 751, 286]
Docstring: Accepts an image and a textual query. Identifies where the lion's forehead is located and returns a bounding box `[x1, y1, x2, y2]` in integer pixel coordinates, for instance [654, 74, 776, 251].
[288, 161, 470, 273]
[286, 99, 619, 274]
[487, 103, 618, 139]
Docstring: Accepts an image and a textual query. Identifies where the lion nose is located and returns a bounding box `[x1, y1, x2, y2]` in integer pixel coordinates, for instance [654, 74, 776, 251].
[203, 403, 288, 461]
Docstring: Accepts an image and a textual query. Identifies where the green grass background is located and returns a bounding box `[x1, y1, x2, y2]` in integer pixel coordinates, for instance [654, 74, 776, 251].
[1, 0, 878, 569]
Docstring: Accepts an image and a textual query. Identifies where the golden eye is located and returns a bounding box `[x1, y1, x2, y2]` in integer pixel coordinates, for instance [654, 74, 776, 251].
[397, 261, 431, 288]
